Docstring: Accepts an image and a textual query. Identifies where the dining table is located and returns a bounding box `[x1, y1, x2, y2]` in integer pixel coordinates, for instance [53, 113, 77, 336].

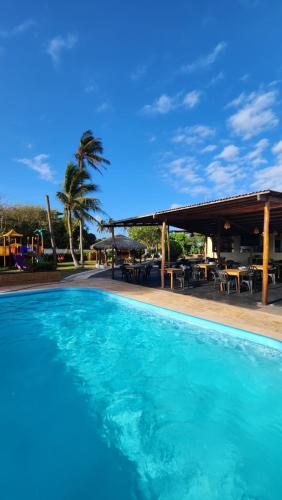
[225, 268, 249, 293]
[125, 263, 146, 281]
[165, 267, 183, 289]
[197, 262, 216, 280]
[250, 264, 276, 284]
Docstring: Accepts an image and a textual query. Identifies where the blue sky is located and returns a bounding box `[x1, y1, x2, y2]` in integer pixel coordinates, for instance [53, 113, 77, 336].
[1, 0, 282, 228]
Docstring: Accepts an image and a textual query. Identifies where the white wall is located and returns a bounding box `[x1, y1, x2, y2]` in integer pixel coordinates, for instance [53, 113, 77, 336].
[207, 235, 282, 263]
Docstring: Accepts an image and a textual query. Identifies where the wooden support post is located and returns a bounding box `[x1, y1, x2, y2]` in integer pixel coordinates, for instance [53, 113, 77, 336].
[161, 221, 166, 288]
[262, 200, 270, 306]
[216, 220, 221, 260]
[204, 236, 207, 260]
[111, 227, 115, 279]
[166, 225, 170, 265]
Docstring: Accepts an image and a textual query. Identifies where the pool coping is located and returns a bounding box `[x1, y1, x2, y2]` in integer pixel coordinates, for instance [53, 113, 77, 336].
[1, 286, 281, 353]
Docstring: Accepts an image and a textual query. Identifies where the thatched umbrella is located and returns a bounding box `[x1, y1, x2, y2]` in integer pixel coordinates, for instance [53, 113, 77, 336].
[91, 234, 146, 278]
[91, 234, 146, 251]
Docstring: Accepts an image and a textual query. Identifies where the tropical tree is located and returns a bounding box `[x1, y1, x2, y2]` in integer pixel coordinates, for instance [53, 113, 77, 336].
[56, 162, 101, 267]
[34, 227, 47, 252]
[75, 130, 110, 265]
[128, 226, 161, 253]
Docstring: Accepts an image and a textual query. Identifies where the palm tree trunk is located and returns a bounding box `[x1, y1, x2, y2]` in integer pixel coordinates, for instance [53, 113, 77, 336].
[67, 209, 79, 267]
[78, 157, 84, 266]
[79, 219, 84, 265]
[45, 194, 57, 267]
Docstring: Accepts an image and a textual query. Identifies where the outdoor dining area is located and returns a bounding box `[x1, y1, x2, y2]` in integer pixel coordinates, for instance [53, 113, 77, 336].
[162, 259, 278, 295]
[102, 190, 282, 307]
[115, 256, 280, 299]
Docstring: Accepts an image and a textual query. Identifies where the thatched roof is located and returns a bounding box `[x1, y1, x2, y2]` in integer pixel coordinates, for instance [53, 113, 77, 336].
[91, 234, 146, 251]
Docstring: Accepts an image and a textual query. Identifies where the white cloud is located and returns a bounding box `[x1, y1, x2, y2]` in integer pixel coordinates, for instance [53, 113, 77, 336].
[181, 42, 227, 73]
[172, 125, 215, 145]
[253, 162, 282, 191]
[46, 33, 78, 65]
[162, 156, 209, 196]
[168, 157, 202, 184]
[215, 144, 240, 162]
[183, 90, 201, 108]
[227, 90, 279, 140]
[240, 73, 250, 82]
[208, 71, 224, 87]
[16, 154, 54, 181]
[170, 203, 181, 209]
[0, 19, 35, 38]
[143, 90, 201, 114]
[201, 144, 217, 153]
[143, 94, 176, 114]
[183, 185, 210, 196]
[225, 92, 247, 109]
[131, 64, 147, 81]
[245, 138, 268, 165]
[272, 140, 282, 156]
[96, 101, 112, 113]
[271, 140, 282, 165]
[207, 160, 245, 193]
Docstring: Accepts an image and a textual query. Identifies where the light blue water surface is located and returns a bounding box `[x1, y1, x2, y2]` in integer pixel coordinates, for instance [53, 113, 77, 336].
[1, 288, 282, 500]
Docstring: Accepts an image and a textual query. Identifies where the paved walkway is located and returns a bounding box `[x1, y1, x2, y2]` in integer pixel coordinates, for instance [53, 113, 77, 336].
[62, 268, 107, 282]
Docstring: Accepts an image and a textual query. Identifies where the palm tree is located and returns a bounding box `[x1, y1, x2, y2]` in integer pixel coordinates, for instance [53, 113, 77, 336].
[56, 162, 101, 268]
[75, 130, 110, 265]
[34, 227, 47, 252]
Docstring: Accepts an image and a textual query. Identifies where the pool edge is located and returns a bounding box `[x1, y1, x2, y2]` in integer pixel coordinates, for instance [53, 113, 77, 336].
[1, 286, 281, 352]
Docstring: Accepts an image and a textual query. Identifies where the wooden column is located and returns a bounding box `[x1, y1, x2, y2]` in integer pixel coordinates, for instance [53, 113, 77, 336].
[262, 200, 270, 306]
[111, 227, 115, 279]
[161, 221, 166, 288]
[216, 220, 221, 260]
[204, 236, 207, 260]
[166, 225, 170, 265]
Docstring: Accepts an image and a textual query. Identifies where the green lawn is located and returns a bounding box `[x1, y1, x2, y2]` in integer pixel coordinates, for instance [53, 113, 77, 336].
[0, 260, 97, 278]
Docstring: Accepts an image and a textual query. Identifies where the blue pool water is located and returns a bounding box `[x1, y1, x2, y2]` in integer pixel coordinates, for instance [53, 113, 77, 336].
[1, 289, 282, 500]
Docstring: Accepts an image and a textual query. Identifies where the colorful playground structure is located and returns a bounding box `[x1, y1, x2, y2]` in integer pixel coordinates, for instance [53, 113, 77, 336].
[0, 229, 44, 267]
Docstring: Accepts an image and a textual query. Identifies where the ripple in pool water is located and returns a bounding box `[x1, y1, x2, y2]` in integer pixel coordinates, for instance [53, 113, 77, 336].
[0, 289, 282, 500]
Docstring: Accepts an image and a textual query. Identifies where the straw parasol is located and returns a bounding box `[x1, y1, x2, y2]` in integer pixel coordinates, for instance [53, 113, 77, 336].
[91, 234, 146, 251]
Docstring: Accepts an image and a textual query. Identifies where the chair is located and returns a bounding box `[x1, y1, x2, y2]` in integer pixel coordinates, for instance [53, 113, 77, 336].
[210, 269, 221, 289]
[252, 265, 276, 285]
[120, 265, 133, 281]
[174, 267, 190, 290]
[241, 268, 256, 294]
[218, 271, 236, 294]
[143, 264, 152, 281]
[192, 265, 203, 281]
[269, 267, 277, 285]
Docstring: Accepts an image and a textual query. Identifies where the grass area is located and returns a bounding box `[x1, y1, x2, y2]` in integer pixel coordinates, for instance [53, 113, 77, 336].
[0, 260, 98, 278]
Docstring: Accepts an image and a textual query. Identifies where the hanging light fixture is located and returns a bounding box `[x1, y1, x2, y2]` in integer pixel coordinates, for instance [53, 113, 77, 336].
[253, 226, 260, 235]
[273, 230, 278, 236]
[224, 220, 231, 230]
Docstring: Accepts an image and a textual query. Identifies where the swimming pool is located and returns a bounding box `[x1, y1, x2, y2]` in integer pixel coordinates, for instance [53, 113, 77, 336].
[1, 288, 282, 499]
